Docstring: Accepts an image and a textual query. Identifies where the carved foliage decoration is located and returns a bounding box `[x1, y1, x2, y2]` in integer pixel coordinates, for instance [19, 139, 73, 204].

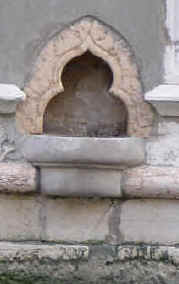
[16, 17, 153, 137]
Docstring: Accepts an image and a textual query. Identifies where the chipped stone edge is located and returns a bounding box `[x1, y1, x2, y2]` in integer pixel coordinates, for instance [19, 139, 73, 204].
[0, 84, 26, 114]
[145, 84, 179, 116]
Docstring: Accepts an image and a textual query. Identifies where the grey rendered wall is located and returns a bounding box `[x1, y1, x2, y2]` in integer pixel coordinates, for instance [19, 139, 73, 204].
[0, 0, 165, 92]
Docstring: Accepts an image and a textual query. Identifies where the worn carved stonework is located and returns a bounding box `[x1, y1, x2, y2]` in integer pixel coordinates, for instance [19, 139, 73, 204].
[118, 245, 179, 265]
[16, 17, 153, 137]
[0, 243, 89, 261]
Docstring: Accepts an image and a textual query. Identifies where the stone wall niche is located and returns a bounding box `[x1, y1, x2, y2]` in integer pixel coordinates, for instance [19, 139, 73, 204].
[18, 17, 153, 197]
[43, 51, 127, 137]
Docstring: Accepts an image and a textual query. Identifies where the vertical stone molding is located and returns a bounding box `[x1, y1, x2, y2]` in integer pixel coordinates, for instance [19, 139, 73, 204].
[16, 17, 153, 137]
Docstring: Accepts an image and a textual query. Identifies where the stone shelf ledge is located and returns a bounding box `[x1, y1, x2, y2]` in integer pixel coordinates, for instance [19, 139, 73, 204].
[145, 84, 179, 116]
[0, 163, 37, 193]
[0, 84, 25, 114]
[19, 135, 144, 197]
[20, 135, 145, 167]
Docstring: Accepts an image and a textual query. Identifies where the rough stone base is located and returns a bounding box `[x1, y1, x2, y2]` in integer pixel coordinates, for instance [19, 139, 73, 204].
[0, 243, 179, 283]
[0, 261, 178, 284]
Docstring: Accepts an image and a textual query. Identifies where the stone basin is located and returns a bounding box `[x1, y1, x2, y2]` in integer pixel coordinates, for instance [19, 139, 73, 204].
[19, 135, 145, 197]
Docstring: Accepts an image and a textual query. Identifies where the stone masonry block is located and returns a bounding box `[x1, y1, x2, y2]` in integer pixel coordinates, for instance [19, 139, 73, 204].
[41, 167, 122, 197]
[43, 198, 112, 242]
[146, 135, 179, 167]
[123, 166, 179, 199]
[158, 118, 179, 136]
[0, 195, 41, 241]
[120, 200, 179, 244]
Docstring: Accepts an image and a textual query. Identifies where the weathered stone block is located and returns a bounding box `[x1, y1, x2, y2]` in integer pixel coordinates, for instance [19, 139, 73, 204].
[43, 198, 112, 242]
[120, 200, 179, 244]
[146, 135, 179, 166]
[0, 195, 41, 240]
[0, 163, 37, 193]
[158, 118, 179, 136]
[123, 166, 179, 199]
[41, 167, 122, 197]
[117, 245, 179, 265]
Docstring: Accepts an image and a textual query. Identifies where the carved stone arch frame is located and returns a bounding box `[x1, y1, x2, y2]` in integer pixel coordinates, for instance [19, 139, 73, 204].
[17, 16, 153, 137]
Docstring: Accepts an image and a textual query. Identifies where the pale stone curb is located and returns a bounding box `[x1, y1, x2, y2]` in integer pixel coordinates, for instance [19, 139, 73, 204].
[0, 242, 89, 261]
[0, 163, 37, 193]
[0, 242, 179, 264]
[118, 245, 179, 265]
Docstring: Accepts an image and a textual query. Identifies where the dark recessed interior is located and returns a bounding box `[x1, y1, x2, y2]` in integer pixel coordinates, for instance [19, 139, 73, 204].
[43, 51, 127, 137]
